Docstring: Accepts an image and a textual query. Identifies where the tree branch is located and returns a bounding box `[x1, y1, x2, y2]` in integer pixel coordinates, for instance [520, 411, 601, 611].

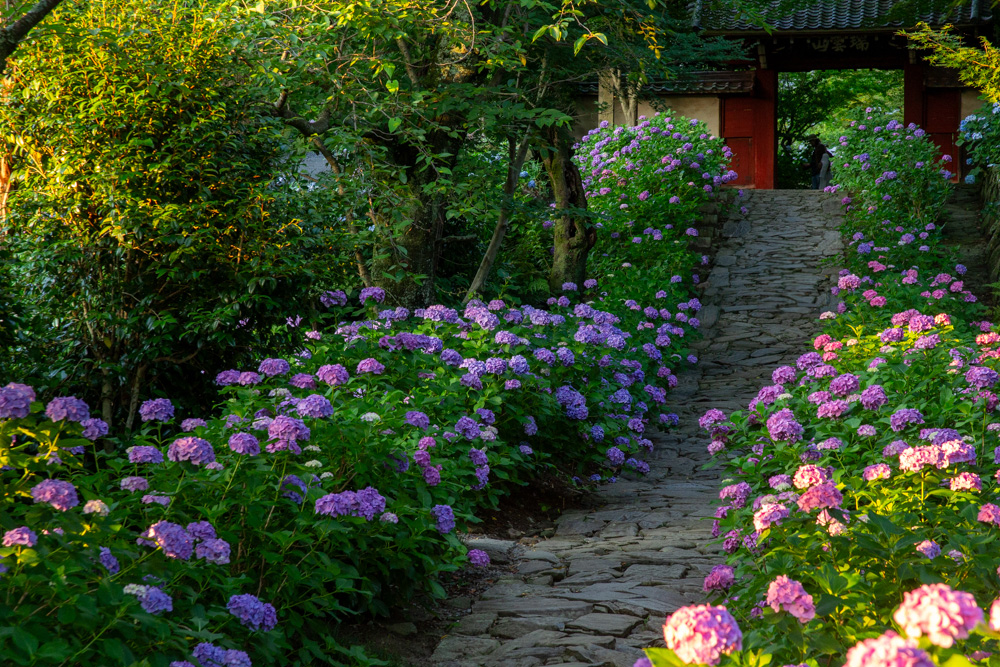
[274, 91, 332, 136]
[0, 0, 63, 75]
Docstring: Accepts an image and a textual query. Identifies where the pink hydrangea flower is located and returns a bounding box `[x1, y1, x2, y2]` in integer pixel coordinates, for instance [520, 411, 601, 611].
[892, 583, 982, 647]
[796, 483, 843, 512]
[753, 503, 789, 532]
[793, 464, 829, 489]
[766, 575, 815, 623]
[662, 605, 742, 665]
[989, 599, 1000, 631]
[898, 445, 945, 472]
[843, 631, 933, 667]
[703, 565, 735, 592]
[950, 472, 982, 492]
[863, 464, 891, 481]
[978, 503, 1000, 526]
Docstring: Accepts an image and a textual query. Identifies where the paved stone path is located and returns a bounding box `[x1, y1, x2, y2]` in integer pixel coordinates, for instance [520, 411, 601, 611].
[429, 190, 843, 667]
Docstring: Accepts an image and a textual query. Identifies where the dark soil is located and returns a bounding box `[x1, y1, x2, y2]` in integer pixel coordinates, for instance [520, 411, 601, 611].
[333, 472, 593, 666]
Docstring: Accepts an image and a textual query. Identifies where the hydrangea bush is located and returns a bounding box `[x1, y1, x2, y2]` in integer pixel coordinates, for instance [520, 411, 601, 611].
[577, 113, 738, 302]
[0, 111, 728, 666]
[642, 111, 1000, 666]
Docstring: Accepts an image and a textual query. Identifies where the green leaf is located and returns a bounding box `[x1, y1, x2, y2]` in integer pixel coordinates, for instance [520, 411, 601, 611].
[386, 80, 399, 94]
[531, 25, 549, 42]
[388, 117, 402, 132]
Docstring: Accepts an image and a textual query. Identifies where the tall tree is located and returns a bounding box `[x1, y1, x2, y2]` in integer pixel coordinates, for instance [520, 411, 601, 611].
[0, 0, 63, 74]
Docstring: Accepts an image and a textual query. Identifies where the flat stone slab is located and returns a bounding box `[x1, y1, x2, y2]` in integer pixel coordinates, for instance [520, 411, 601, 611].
[473, 597, 594, 617]
[566, 613, 643, 637]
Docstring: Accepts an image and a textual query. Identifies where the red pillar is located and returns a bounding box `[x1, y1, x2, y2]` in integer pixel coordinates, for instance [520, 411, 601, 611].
[755, 68, 777, 190]
[903, 61, 925, 128]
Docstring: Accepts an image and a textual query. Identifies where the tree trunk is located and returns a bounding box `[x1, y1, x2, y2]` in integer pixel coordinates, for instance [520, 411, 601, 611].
[542, 127, 594, 293]
[464, 133, 531, 303]
[0, 0, 64, 75]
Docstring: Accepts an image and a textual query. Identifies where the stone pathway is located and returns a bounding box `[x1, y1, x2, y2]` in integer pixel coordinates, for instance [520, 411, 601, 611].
[428, 190, 843, 667]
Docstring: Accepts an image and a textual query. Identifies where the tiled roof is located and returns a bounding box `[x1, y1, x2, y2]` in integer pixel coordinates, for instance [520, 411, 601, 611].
[695, 0, 990, 34]
[579, 71, 755, 96]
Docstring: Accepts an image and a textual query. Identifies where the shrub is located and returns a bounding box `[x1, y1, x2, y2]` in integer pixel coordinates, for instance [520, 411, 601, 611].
[642, 111, 1000, 667]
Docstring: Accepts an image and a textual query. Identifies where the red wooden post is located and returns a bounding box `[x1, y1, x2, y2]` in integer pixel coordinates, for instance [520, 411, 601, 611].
[755, 68, 777, 190]
[903, 61, 925, 128]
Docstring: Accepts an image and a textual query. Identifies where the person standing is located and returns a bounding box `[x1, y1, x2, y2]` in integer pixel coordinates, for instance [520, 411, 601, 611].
[807, 135, 832, 189]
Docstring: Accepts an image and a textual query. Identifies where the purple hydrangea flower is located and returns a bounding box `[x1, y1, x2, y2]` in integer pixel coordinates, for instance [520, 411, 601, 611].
[238, 371, 261, 386]
[227, 594, 278, 632]
[120, 476, 149, 492]
[289, 373, 317, 389]
[45, 396, 90, 423]
[167, 437, 216, 466]
[2, 527, 37, 547]
[180, 418, 207, 432]
[405, 411, 430, 428]
[146, 521, 194, 560]
[80, 417, 109, 440]
[316, 364, 349, 386]
[215, 370, 241, 386]
[296, 394, 333, 419]
[432, 504, 455, 534]
[99, 547, 119, 574]
[258, 358, 290, 377]
[128, 446, 164, 464]
[468, 549, 490, 567]
[356, 358, 385, 375]
[139, 398, 175, 423]
[0, 382, 35, 419]
[360, 287, 386, 305]
[125, 584, 173, 615]
[228, 432, 260, 456]
[196, 539, 231, 564]
[30, 479, 79, 511]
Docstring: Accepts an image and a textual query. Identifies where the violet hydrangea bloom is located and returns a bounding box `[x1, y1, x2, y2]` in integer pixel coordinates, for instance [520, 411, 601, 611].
[99, 547, 119, 574]
[0, 382, 35, 419]
[180, 418, 207, 432]
[258, 358, 290, 377]
[289, 373, 316, 389]
[146, 521, 194, 560]
[753, 504, 788, 532]
[2, 527, 37, 548]
[128, 446, 164, 464]
[228, 432, 260, 456]
[766, 575, 815, 623]
[468, 549, 490, 567]
[915, 540, 941, 559]
[765, 408, 803, 443]
[356, 358, 385, 375]
[892, 583, 982, 647]
[215, 370, 240, 386]
[192, 642, 252, 667]
[662, 604, 742, 666]
[124, 584, 173, 615]
[45, 396, 90, 423]
[703, 564, 735, 592]
[238, 371, 261, 386]
[359, 286, 386, 304]
[139, 398, 175, 423]
[227, 594, 278, 632]
[296, 394, 333, 419]
[120, 476, 149, 492]
[167, 437, 215, 466]
[316, 364, 349, 386]
[31, 479, 79, 511]
[432, 504, 455, 534]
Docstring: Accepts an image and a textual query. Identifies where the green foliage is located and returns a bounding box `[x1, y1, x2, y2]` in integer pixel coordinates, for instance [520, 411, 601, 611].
[0, 0, 348, 426]
[906, 23, 1000, 103]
